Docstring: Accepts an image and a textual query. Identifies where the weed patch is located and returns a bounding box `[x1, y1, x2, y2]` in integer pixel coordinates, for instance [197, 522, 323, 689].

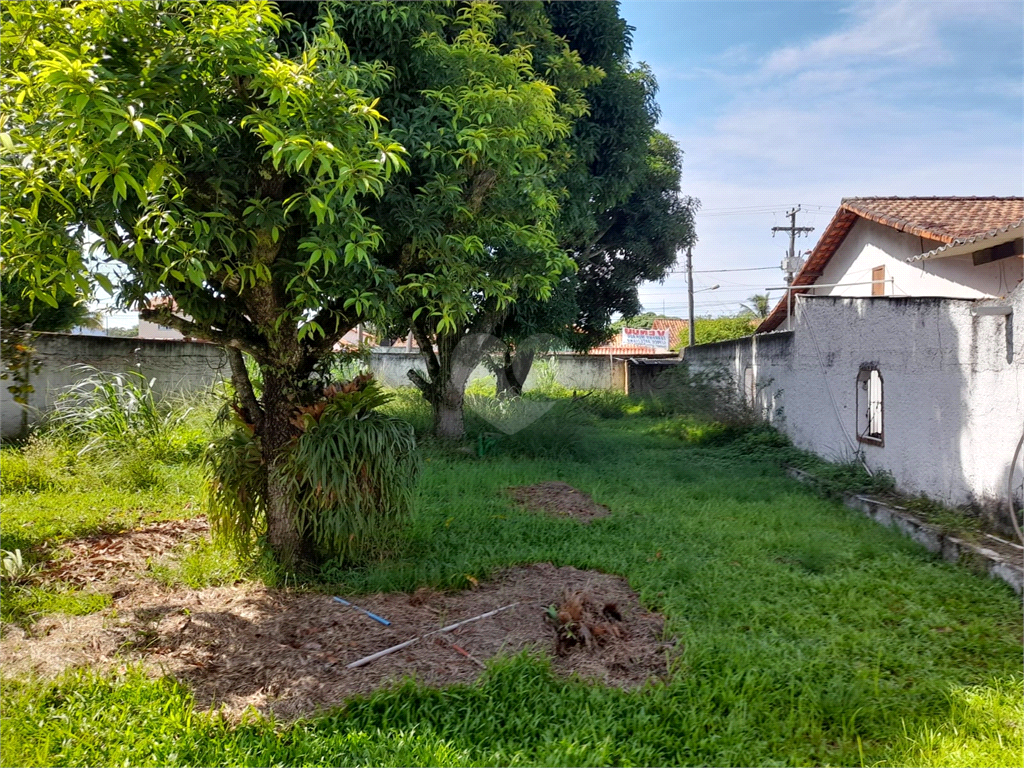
[1, 396, 1021, 767]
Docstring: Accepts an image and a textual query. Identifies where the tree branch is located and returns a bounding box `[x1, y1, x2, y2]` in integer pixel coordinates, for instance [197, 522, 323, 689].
[227, 347, 263, 426]
[410, 318, 440, 397]
[139, 307, 264, 357]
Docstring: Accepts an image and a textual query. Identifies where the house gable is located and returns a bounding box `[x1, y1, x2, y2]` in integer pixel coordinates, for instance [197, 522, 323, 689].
[758, 197, 1024, 333]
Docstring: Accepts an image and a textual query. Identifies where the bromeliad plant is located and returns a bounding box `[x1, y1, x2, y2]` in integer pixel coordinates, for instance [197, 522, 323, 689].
[206, 375, 419, 568]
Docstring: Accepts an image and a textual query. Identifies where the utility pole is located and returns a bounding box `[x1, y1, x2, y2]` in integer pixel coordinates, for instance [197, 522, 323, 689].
[772, 205, 814, 284]
[686, 246, 695, 347]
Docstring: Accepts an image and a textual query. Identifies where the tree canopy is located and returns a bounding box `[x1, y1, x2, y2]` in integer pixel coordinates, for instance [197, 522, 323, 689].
[0, 0, 607, 561]
[483, 3, 697, 396]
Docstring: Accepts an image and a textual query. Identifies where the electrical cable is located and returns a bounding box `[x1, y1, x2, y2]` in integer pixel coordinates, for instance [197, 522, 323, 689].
[669, 266, 778, 274]
[1008, 430, 1024, 545]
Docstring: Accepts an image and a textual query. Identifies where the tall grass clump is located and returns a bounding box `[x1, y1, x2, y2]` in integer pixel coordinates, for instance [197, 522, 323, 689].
[206, 378, 419, 568]
[3, 367, 216, 497]
[46, 365, 210, 463]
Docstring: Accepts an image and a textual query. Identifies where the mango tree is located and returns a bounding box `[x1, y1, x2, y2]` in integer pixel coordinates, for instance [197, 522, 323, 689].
[329, 2, 594, 438]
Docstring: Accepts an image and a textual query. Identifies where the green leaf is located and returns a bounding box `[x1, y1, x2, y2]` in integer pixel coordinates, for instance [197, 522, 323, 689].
[94, 272, 115, 295]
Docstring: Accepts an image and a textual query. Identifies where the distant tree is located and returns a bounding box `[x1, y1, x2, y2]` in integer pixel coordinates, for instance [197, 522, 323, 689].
[323, 2, 594, 436]
[672, 314, 757, 350]
[610, 312, 685, 333]
[107, 325, 139, 338]
[740, 293, 772, 319]
[0, 273, 99, 335]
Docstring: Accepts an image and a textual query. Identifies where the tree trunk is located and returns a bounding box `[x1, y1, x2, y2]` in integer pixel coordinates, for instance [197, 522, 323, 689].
[495, 348, 535, 399]
[432, 380, 465, 440]
[256, 370, 306, 570]
[408, 323, 499, 440]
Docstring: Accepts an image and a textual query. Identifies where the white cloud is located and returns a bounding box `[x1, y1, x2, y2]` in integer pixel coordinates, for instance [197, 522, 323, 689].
[761, 1, 945, 77]
[638, 1, 1022, 317]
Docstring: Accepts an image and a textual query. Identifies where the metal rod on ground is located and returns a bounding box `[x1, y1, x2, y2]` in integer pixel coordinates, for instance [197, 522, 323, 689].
[346, 602, 520, 669]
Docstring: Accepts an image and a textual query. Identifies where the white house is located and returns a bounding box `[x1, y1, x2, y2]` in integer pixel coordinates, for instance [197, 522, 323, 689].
[759, 197, 1023, 333]
[684, 197, 1023, 535]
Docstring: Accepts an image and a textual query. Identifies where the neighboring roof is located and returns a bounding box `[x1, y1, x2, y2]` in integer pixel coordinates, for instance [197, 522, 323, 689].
[757, 197, 1024, 333]
[651, 318, 689, 349]
[588, 344, 674, 356]
[144, 295, 180, 313]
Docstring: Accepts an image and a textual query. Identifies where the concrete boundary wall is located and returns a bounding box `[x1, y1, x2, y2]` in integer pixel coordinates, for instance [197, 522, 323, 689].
[1, 333, 228, 438]
[369, 351, 669, 393]
[1, 336, 665, 438]
[683, 290, 1024, 530]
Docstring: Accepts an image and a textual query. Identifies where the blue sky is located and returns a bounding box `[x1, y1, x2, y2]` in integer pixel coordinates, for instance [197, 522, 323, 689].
[621, 0, 1024, 317]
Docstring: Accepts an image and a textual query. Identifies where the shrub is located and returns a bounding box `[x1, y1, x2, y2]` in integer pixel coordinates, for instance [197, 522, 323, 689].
[0, 440, 74, 493]
[206, 379, 420, 567]
[45, 366, 209, 463]
[464, 395, 602, 462]
[573, 390, 633, 420]
[649, 416, 749, 446]
[378, 387, 433, 436]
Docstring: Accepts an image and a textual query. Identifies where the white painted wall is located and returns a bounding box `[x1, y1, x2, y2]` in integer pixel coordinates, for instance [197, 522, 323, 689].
[684, 287, 1024, 534]
[814, 218, 1022, 301]
[137, 318, 185, 339]
[0, 334, 228, 438]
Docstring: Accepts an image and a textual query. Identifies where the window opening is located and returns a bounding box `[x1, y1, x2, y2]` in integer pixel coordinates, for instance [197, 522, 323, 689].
[856, 367, 883, 445]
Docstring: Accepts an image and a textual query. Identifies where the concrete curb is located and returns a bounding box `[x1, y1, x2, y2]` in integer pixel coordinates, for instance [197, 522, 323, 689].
[786, 466, 1024, 597]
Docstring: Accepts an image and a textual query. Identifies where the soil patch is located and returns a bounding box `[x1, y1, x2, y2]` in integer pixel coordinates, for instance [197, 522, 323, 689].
[39, 518, 211, 588]
[1, 563, 671, 721]
[508, 482, 610, 523]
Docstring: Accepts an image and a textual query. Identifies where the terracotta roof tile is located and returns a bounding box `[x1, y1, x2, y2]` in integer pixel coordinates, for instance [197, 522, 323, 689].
[651, 318, 689, 348]
[588, 345, 675, 356]
[840, 197, 1024, 243]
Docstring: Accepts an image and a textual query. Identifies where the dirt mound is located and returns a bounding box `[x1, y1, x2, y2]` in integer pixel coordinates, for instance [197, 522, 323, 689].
[40, 518, 210, 588]
[508, 482, 610, 523]
[1, 563, 672, 721]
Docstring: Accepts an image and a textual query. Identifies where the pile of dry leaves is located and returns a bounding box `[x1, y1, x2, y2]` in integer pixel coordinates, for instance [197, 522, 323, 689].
[38, 518, 210, 590]
[508, 482, 610, 523]
[2, 557, 673, 721]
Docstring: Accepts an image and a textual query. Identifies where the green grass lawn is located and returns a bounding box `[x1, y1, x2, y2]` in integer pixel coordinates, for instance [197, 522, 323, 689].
[1, 405, 1020, 767]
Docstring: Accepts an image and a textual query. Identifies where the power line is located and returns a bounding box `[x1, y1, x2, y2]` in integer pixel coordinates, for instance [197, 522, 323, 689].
[668, 266, 778, 274]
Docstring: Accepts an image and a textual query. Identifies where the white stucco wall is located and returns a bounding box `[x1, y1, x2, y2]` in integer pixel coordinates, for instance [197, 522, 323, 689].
[1, 333, 229, 438]
[814, 218, 1022, 300]
[368, 352, 618, 391]
[684, 287, 1024, 533]
[137, 318, 185, 339]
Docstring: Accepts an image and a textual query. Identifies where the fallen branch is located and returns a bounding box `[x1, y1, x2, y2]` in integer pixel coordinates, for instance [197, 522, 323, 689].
[448, 641, 487, 669]
[346, 602, 520, 669]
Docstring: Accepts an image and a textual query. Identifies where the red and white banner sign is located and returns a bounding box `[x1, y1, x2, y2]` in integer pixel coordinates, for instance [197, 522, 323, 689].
[621, 327, 669, 350]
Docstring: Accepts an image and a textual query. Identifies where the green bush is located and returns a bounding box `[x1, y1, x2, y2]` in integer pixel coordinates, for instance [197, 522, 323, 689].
[206, 380, 420, 567]
[378, 387, 433, 436]
[648, 415, 750, 446]
[556, 389, 633, 420]
[0, 440, 74, 493]
[642, 362, 753, 425]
